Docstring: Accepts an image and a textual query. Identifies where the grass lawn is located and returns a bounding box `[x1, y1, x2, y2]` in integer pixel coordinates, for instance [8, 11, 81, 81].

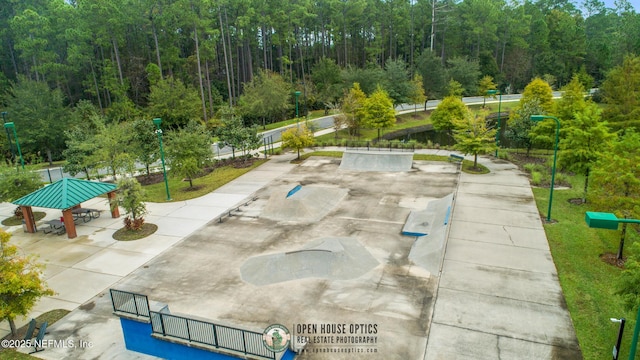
[143, 159, 267, 202]
[0, 309, 70, 360]
[524, 161, 637, 359]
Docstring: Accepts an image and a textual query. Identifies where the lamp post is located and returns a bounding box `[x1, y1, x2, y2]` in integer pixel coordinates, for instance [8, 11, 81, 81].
[530, 115, 560, 222]
[152, 118, 171, 201]
[487, 90, 502, 157]
[1, 112, 15, 159]
[585, 211, 640, 360]
[3, 122, 24, 170]
[294, 91, 301, 128]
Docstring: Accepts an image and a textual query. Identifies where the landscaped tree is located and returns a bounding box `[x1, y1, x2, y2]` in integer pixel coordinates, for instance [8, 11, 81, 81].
[165, 120, 212, 188]
[281, 125, 314, 160]
[362, 86, 396, 141]
[431, 96, 468, 133]
[341, 83, 367, 137]
[312, 58, 344, 113]
[518, 77, 555, 112]
[0, 230, 54, 336]
[446, 56, 481, 96]
[478, 75, 497, 107]
[446, 79, 465, 98]
[147, 76, 203, 128]
[409, 74, 427, 113]
[383, 59, 413, 107]
[238, 70, 292, 128]
[559, 103, 614, 203]
[504, 99, 543, 156]
[601, 54, 640, 129]
[93, 122, 135, 180]
[589, 130, 640, 260]
[554, 75, 587, 124]
[453, 110, 497, 169]
[113, 177, 147, 231]
[0, 166, 43, 203]
[130, 119, 160, 176]
[216, 109, 261, 158]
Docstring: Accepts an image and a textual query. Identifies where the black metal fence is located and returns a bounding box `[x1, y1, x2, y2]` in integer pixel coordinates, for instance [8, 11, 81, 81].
[110, 289, 150, 318]
[344, 140, 415, 152]
[150, 311, 275, 360]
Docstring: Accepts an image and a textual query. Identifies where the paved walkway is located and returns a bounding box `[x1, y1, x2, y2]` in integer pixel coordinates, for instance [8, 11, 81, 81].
[423, 152, 581, 359]
[0, 149, 580, 359]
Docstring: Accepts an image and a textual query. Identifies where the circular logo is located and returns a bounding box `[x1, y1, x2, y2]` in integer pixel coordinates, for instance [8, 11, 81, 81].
[263, 324, 291, 352]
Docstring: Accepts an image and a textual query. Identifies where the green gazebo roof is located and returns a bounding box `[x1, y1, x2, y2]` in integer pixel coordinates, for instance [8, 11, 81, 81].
[13, 178, 117, 210]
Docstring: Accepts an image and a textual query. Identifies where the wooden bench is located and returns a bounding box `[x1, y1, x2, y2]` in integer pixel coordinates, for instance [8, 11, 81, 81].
[448, 154, 464, 163]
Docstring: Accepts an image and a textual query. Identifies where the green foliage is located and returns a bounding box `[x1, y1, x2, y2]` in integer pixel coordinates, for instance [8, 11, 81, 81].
[130, 119, 160, 176]
[601, 54, 640, 129]
[518, 77, 555, 113]
[559, 103, 614, 201]
[453, 110, 497, 168]
[383, 58, 413, 107]
[446, 79, 464, 97]
[341, 83, 367, 136]
[589, 130, 640, 220]
[415, 52, 447, 99]
[216, 107, 262, 156]
[238, 70, 292, 127]
[341, 65, 386, 95]
[281, 125, 314, 160]
[431, 96, 468, 132]
[312, 58, 344, 106]
[408, 75, 427, 112]
[362, 86, 396, 141]
[165, 120, 212, 188]
[555, 75, 587, 123]
[0, 230, 54, 335]
[446, 56, 481, 96]
[617, 242, 640, 310]
[113, 177, 147, 230]
[93, 122, 135, 180]
[478, 75, 497, 99]
[4, 76, 71, 164]
[0, 167, 43, 202]
[505, 99, 543, 154]
[147, 76, 202, 128]
[63, 113, 104, 179]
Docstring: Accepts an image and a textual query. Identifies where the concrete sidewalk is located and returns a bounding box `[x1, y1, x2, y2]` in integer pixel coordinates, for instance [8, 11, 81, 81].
[423, 152, 581, 359]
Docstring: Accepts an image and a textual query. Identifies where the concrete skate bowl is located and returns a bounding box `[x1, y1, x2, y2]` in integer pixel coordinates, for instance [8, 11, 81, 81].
[260, 185, 348, 222]
[339, 150, 413, 172]
[403, 193, 454, 275]
[240, 237, 379, 286]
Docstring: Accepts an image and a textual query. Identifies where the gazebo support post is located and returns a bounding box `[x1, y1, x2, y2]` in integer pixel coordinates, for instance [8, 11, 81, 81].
[21, 206, 36, 233]
[107, 191, 120, 218]
[62, 210, 77, 238]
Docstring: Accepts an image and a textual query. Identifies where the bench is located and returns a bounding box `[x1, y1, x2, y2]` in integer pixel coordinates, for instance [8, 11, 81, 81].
[71, 208, 101, 223]
[23, 319, 37, 340]
[43, 220, 65, 235]
[448, 154, 464, 163]
[29, 321, 47, 354]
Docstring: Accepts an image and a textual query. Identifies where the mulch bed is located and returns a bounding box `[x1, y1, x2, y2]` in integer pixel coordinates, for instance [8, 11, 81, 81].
[600, 253, 626, 268]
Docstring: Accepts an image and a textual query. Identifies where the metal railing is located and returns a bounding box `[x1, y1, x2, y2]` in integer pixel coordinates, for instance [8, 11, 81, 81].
[110, 289, 150, 318]
[150, 311, 275, 360]
[344, 140, 415, 152]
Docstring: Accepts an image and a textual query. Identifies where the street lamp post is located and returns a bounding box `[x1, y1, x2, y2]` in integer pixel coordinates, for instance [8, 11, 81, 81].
[585, 211, 640, 360]
[530, 115, 560, 222]
[3, 122, 24, 170]
[152, 118, 171, 201]
[294, 91, 301, 128]
[487, 90, 502, 157]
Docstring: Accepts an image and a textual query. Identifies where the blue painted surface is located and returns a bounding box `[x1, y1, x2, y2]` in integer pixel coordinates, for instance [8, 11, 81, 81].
[444, 206, 451, 225]
[120, 318, 296, 360]
[401, 231, 427, 237]
[286, 185, 302, 198]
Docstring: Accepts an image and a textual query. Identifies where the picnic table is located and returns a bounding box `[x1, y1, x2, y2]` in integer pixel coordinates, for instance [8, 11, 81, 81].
[71, 208, 101, 223]
[43, 220, 65, 235]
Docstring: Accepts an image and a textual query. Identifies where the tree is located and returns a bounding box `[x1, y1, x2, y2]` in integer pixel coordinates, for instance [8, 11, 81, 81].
[517, 77, 556, 148]
[554, 75, 587, 124]
[383, 59, 413, 107]
[165, 120, 212, 188]
[478, 75, 497, 107]
[504, 99, 543, 156]
[446, 79, 464, 98]
[93, 122, 135, 180]
[238, 70, 292, 128]
[559, 103, 614, 202]
[341, 83, 367, 137]
[63, 113, 104, 180]
[590, 130, 640, 260]
[446, 57, 481, 96]
[130, 119, 160, 176]
[453, 110, 497, 168]
[362, 86, 396, 141]
[312, 58, 344, 112]
[147, 76, 203, 128]
[0, 166, 43, 203]
[0, 230, 54, 336]
[416, 52, 447, 99]
[601, 54, 640, 129]
[431, 96, 468, 133]
[112, 177, 147, 231]
[216, 108, 262, 158]
[409, 75, 427, 113]
[281, 125, 314, 160]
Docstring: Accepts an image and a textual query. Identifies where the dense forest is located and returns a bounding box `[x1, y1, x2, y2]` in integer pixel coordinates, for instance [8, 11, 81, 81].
[0, 0, 639, 162]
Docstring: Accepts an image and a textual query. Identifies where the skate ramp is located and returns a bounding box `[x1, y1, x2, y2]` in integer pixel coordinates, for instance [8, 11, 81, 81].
[405, 193, 454, 275]
[402, 193, 454, 237]
[240, 237, 379, 285]
[261, 185, 348, 222]
[339, 150, 413, 172]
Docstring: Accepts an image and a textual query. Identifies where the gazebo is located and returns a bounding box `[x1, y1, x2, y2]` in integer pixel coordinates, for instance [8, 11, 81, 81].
[12, 178, 119, 239]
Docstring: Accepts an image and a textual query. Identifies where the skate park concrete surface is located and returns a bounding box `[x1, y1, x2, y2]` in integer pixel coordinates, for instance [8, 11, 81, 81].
[0, 149, 581, 360]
